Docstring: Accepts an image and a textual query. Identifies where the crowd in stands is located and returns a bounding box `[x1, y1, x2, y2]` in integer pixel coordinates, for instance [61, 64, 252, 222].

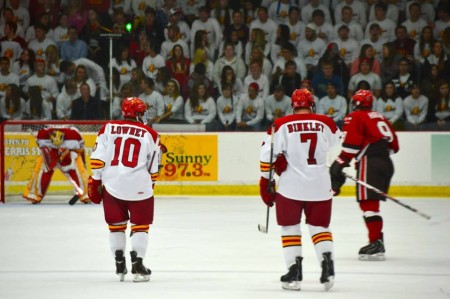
[0, 0, 449, 131]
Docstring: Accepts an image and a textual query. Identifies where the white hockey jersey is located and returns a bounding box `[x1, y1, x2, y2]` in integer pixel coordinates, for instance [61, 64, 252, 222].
[90, 120, 160, 201]
[260, 113, 342, 201]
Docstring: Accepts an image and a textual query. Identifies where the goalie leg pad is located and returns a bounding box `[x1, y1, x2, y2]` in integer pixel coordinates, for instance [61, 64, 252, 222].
[23, 157, 53, 203]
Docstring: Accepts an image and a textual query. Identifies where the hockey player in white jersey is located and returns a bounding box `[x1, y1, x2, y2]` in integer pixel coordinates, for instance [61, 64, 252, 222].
[88, 97, 160, 282]
[259, 88, 342, 291]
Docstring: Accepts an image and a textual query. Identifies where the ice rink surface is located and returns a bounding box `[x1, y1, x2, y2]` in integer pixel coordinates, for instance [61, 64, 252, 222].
[1, 196, 449, 299]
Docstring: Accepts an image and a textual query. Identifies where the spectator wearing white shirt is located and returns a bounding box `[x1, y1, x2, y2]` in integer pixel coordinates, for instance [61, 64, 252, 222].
[361, 23, 388, 62]
[271, 42, 307, 85]
[110, 45, 137, 91]
[284, 6, 305, 46]
[217, 65, 244, 99]
[213, 42, 247, 86]
[0, 83, 28, 120]
[161, 24, 190, 60]
[12, 48, 34, 89]
[405, 0, 435, 24]
[190, 48, 214, 83]
[164, 8, 191, 45]
[56, 78, 78, 120]
[403, 83, 428, 131]
[401, 2, 428, 42]
[216, 83, 238, 131]
[159, 79, 185, 124]
[52, 14, 69, 45]
[236, 82, 265, 131]
[299, 23, 327, 79]
[317, 82, 347, 128]
[244, 28, 270, 65]
[311, 9, 334, 44]
[365, 2, 397, 42]
[250, 6, 278, 43]
[23, 58, 59, 119]
[142, 42, 165, 80]
[0, 56, 19, 98]
[268, 0, 292, 25]
[376, 81, 404, 130]
[2, 0, 30, 31]
[330, 24, 360, 68]
[334, 0, 367, 30]
[433, 3, 450, 40]
[368, 0, 399, 24]
[270, 24, 291, 65]
[348, 58, 382, 99]
[247, 46, 273, 82]
[244, 60, 270, 101]
[0, 7, 25, 38]
[138, 77, 165, 125]
[184, 82, 218, 130]
[190, 6, 223, 60]
[301, 0, 332, 25]
[27, 22, 56, 60]
[333, 5, 364, 41]
[264, 84, 291, 124]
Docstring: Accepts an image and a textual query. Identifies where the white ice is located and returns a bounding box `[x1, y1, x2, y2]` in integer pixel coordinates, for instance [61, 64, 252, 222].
[1, 196, 449, 299]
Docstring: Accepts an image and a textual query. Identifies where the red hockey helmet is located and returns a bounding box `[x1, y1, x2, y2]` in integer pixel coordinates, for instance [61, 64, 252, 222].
[352, 89, 373, 109]
[291, 88, 315, 110]
[122, 97, 147, 122]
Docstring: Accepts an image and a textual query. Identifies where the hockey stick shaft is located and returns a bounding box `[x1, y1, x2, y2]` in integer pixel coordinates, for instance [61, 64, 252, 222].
[259, 124, 276, 233]
[342, 172, 431, 220]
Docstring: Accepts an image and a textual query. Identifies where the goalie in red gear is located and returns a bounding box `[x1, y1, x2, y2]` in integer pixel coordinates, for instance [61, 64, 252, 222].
[89, 97, 160, 282]
[259, 88, 342, 291]
[23, 126, 89, 204]
[330, 89, 399, 261]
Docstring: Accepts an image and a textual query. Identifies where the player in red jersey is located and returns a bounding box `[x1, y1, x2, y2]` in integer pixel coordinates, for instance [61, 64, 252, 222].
[330, 89, 399, 261]
[88, 97, 160, 282]
[259, 89, 342, 291]
[23, 126, 89, 204]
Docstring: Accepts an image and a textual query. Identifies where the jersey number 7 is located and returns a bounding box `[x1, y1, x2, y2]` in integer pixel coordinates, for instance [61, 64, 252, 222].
[301, 133, 317, 165]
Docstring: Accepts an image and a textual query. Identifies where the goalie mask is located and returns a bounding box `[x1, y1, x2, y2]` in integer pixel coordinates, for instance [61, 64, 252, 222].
[352, 89, 373, 110]
[121, 97, 148, 124]
[50, 129, 65, 147]
[291, 88, 315, 112]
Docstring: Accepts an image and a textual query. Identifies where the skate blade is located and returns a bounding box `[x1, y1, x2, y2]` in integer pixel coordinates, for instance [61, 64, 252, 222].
[133, 274, 150, 282]
[359, 253, 386, 261]
[323, 276, 334, 291]
[118, 273, 126, 282]
[282, 281, 301, 291]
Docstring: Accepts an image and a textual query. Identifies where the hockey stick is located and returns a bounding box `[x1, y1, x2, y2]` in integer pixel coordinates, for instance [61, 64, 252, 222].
[341, 172, 431, 220]
[258, 124, 275, 234]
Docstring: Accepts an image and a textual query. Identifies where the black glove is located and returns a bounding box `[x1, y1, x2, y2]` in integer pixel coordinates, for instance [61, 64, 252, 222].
[330, 158, 348, 196]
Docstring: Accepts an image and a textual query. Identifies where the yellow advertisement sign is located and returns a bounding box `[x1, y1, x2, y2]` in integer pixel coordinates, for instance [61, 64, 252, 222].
[4, 133, 98, 194]
[4, 133, 218, 194]
[159, 135, 218, 181]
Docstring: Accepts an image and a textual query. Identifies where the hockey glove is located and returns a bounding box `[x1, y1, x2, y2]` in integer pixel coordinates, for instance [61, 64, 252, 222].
[87, 176, 103, 204]
[274, 154, 287, 176]
[259, 177, 276, 207]
[329, 158, 349, 196]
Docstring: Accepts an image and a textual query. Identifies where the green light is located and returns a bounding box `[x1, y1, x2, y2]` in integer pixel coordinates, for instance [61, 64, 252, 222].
[125, 23, 133, 33]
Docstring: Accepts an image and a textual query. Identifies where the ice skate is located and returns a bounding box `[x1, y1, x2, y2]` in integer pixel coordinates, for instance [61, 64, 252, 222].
[115, 250, 127, 282]
[320, 252, 335, 291]
[130, 251, 151, 282]
[280, 256, 302, 290]
[359, 239, 385, 261]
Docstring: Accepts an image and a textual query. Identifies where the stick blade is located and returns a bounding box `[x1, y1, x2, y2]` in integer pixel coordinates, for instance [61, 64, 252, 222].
[258, 224, 268, 233]
[68, 195, 80, 205]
